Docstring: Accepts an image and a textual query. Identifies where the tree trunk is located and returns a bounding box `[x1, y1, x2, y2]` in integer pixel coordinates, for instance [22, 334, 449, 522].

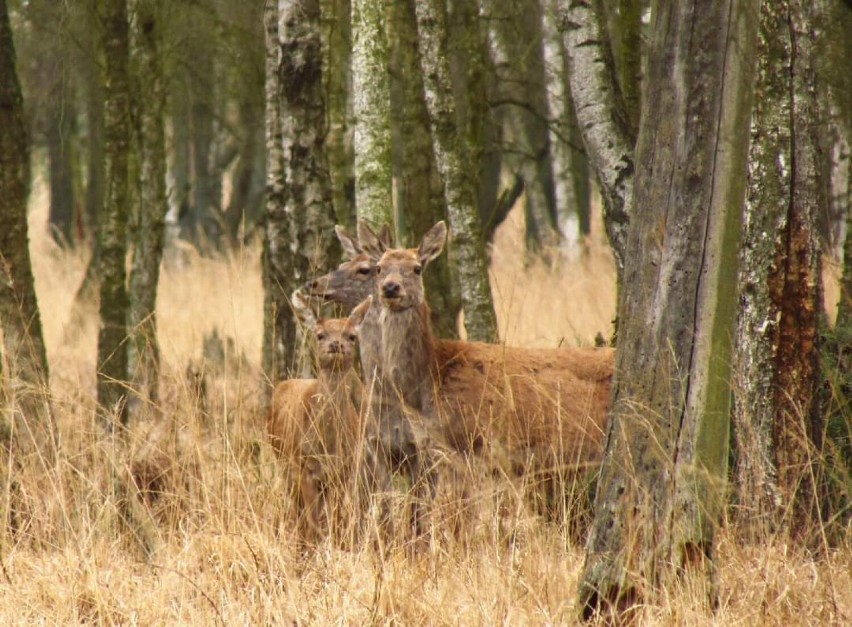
[323, 0, 356, 231]
[733, 0, 826, 543]
[0, 0, 51, 430]
[128, 0, 167, 419]
[387, 0, 459, 339]
[45, 68, 78, 246]
[577, 1, 757, 618]
[559, 0, 635, 275]
[604, 0, 643, 134]
[488, 0, 560, 250]
[96, 0, 131, 427]
[351, 0, 393, 227]
[543, 0, 591, 239]
[414, 0, 498, 342]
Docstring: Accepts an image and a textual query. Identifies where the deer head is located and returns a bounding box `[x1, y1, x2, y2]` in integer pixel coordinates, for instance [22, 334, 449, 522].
[292, 290, 372, 370]
[369, 221, 447, 312]
[305, 223, 392, 309]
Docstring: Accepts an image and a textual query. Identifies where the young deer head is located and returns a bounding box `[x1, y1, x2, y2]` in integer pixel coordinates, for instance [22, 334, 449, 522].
[359, 220, 447, 312]
[292, 290, 372, 372]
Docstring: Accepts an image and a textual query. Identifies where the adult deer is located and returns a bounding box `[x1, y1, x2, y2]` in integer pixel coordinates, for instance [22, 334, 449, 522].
[308, 221, 615, 520]
[267, 291, 386, 543]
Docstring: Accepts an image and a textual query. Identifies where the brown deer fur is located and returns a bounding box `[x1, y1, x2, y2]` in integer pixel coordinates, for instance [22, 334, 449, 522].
[307, 222, 615, 491]
[266, 292, 378, 541]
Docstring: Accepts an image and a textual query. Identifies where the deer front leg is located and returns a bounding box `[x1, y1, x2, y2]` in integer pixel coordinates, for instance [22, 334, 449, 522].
[300, 460, 326, 542]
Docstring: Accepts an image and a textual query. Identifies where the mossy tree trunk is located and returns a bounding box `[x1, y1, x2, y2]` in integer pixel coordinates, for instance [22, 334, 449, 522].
[387, 0, 459, 339]
[576, 0, 758, 618]
[128, 0, 167, 419]
[733, 0, 827, 543]
[0, 0, 51, 432]
[96, 0, 132, 427]
[414, 0, 498, 342]
[351, 0, 393, 228]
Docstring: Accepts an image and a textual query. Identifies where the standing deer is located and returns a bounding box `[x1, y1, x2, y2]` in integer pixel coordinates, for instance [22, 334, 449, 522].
[267, 291, 385, 543]
[309, 220, 615, 523]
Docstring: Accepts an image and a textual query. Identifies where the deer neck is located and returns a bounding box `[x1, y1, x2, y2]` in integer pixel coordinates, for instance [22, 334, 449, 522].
[380, 303, 434, 407]
[358, 303, 383, 385]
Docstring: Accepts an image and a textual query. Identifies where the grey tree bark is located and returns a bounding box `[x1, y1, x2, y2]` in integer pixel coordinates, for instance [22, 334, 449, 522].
[577, 0, 758, 618]
[97, 0, 132, 427]
[559, 0, 635, 274]
[351, 0, 393, 227]
[322, 0, 356, 231]
[733, 0, 826, 543]
[0, 0, 51, 431]
[487, 0, 560, 250]
[414, 0, 498, 342]
[263, 0, 341, 383]
[128, 0, 167, 419]
[387, 0, 459, 339]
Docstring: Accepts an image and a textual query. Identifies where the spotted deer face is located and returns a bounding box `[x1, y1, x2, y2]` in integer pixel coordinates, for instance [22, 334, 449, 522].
[292, 290, 372, 371]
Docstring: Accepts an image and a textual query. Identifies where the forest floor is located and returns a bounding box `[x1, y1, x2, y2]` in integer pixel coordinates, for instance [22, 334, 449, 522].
[0, 181, 848, 625]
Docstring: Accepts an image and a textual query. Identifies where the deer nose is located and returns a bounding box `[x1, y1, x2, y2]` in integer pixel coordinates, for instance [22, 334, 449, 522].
[328, 341, 341, 353]
[382, 282, 401, 299]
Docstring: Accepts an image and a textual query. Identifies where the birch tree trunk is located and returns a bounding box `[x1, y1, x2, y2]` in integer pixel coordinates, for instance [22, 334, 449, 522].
[263, 0, 340, 382]
[414, 0, 498, 342]
[577, 0, 757, 617]
[0, 0, 51, 431]
[733, 0, 826, 542]
[128, 0, 167, 418]
[97, 0, 132, 427]
[351, 0, 393, 227]
[559, 0, 635, 274]
[323, 0, 356, 231]
[387, 0, 459, 339]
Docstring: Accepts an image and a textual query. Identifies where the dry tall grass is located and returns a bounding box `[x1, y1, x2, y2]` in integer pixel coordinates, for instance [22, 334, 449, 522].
[0, 183, 848, 625]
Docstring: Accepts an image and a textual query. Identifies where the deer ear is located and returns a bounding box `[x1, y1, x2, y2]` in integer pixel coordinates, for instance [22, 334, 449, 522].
[357, 219, 388, 262]
[335, 225, 362, 259]
[291, 289, 318, 331]
[348, 295, 372, 330]
[378, 223, 394, 249]
[418, 221, 447, 265]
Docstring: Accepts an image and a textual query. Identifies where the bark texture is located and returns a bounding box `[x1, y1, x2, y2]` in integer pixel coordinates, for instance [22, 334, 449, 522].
[414, 0, 498, 342]
[351, 0, 393, 226]
[577, 1, 757, 617]
[387, 0, 459, 339]
[97, 0, 132, 426]
[734, 0, 826, 541]
[0, 0, 50, 428]
[128, 0, 167, 416]
[559, 0, 635, 272]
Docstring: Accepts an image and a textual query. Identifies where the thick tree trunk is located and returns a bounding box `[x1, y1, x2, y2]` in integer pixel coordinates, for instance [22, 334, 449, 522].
[96, 0, 131, 426]
[414, 0, 498, 342]
[0, 0, 51, 429]
[351, 0, 393, 227]
[604, 0, 643, 134]
[577, 1, 757, 618]
[733, 0, 826, 542]
[387, 0, 459, 339]
[323, 0, 356, 231]
[559, 0, 635, 274]
[128, 0, 167, 418]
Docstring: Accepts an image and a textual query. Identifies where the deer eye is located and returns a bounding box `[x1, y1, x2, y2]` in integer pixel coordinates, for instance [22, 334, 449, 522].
[348, 334, 357, 342]
[413, 265, 422, 275]
[357, 267, 371, 276]
[316, 333, 326, 341]
[375, 266, 382, 275]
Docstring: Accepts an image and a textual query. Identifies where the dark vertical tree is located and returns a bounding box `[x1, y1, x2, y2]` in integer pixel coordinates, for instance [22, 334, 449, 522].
[128, 0, 168, 417]
[733, 0, 827, 542]
[576, 0, 758, 618]
[387, 0, 458, 338]
[96, 0, 131, 425]
[0, 0, 51, 428]
[414, 0, 498, 342]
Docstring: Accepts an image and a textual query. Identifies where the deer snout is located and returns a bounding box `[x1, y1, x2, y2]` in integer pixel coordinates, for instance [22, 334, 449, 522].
[381, 281, 401, 300]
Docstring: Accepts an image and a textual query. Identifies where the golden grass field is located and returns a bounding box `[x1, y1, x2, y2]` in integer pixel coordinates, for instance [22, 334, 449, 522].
[0, 179, 848, 625]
